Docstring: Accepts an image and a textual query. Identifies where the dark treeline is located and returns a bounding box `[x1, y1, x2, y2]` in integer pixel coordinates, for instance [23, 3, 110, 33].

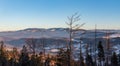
[0, 40, 120, 66]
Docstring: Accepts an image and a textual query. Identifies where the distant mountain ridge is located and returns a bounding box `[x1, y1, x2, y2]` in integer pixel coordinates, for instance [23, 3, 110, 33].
[0, 28, 120, 40]
[0, 28, 70, 41]
[0, 28, 119, 53]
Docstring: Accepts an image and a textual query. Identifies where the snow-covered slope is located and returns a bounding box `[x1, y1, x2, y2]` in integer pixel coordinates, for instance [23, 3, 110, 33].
[109, 33, 120, 38]
[0, 28, 69, 39]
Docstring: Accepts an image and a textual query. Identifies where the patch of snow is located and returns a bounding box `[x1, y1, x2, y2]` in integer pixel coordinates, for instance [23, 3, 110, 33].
[110, 34, 120, 38]
[50, 49, 59, 53]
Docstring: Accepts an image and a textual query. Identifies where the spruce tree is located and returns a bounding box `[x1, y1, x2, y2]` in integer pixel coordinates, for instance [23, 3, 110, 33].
[86, 54, 94, 66]
[111, 52, 118, 66]
[79, 55, 85, 66]
[19, 45, 29, 66]
[97, 41, 105, 66]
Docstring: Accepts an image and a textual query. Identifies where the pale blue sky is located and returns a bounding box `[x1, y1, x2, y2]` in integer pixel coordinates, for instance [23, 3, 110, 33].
[0, 0, 120, 31]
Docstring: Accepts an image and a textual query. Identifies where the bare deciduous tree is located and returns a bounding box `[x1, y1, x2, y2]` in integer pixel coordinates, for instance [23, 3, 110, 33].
[66, 12, 85, 66]
[25, 38, 37, 54]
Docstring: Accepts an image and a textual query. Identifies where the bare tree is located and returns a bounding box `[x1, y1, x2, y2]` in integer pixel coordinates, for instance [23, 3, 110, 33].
[40, 38, 46, 56]
[66, 12, 85, 66]
[25, 38, 37, 54]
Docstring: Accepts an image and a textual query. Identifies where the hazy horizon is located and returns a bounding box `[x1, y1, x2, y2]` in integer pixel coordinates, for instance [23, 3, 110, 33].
[0, 27, 119, 32]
